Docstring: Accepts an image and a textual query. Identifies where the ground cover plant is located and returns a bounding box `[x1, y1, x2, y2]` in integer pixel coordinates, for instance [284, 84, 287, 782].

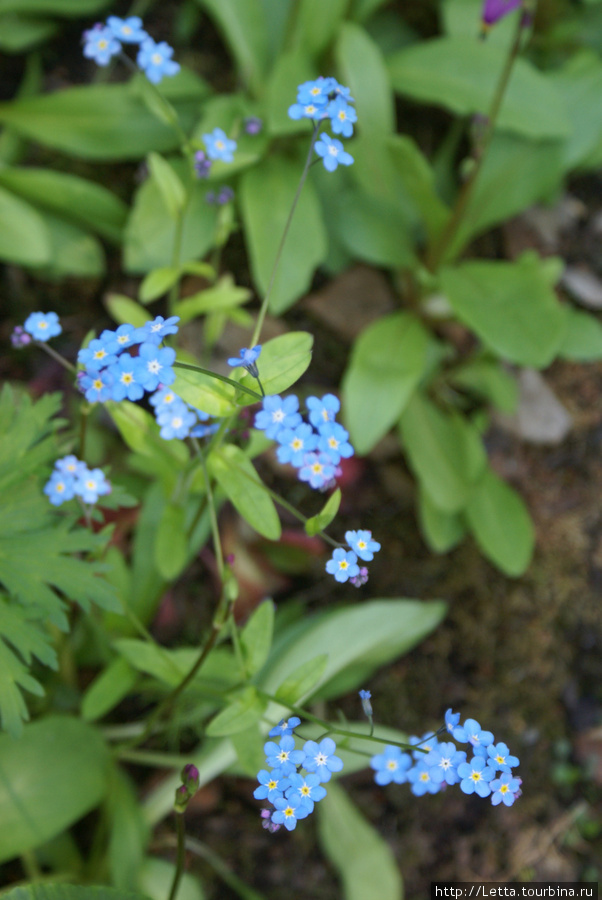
[1, 0, 602, 898]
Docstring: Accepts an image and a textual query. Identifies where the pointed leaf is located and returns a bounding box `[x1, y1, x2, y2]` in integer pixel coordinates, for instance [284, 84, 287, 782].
[209, 445, 281, 540]
[465, 468, 534, 576]
[305, 488, 341, 537]
[240, 600, 275, 675]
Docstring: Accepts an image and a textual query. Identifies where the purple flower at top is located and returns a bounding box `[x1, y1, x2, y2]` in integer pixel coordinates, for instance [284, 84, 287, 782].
[137, 315, 180, 345]
[314, 133, 354, 172]
[327, 96, 357, 138]
[298, 452, 335, 490]
[254, 394, 302, 439]
[318, 422, 354, 464]
[490, 773, 521, 807]
[137, 38, 180, 84]
[83, 25, 121, 66]
[482, 0, 522, 26]
[138, 343, 176, 392]
[44, 471, 76, 506]
[106, 15, 147, 43]
[203, 128, 237, 163]
[253, 768, 291, 804]
[302, 737, 343, 783]
[370, 745, 412, 786]
[271, 794, 309, 831]
[276, 423, 319, 467]
[268, 717, 301, 738]
[75, 468, 111, 504]
[306, 393, 340, 427]
[345, 529, 380, 562]
[193, 150, 212, 179]
[24, 311, 62, 342]
[326, 548, 360, 584]
[227, 345, 261, 377]
[458, 756, 496, 798]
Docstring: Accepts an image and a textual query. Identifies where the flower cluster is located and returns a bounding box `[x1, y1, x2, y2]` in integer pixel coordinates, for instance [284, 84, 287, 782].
[370, 709, 521, 806]
[13, 311, 62, 345]
[253, 391, 353, 491]
[82, 16, 180, 84]
[326, 529, 381, 586]
[194, 128, 238, 185]
[254, 718, 343, 831]
[44, 456, 111, 507]
[288, 77, 355, 172]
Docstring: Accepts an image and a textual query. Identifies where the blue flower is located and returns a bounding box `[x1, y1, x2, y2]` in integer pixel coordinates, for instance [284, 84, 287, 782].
[106, 15, 147, 43]
[24, 311, 62, 342]
[286, 773, 327, 812]
[326, 548, 359, 583]
[298, 452, 335, 490]
[302, 737, 343, 783]
[74, 468, 111, 504]
[156, 403, 196, 440]
[425, 742, 467, 786]
[78, 337, 119, 372]
[457, 756, 496, 798]
[359, 689, 373, 717]
[268, 717, 301, 738]
[408, 761, 442, 796]
[306, 393, 340, 427]
[80, 369, 114, 403]
[44, 471, 76, 506]
[453, 718, 494, 749]
[263, 735, 305, 776]
[150, 387, 181, 413]
[288, 101, 329, 121]
[271, 794, 310, 831]
[409, 732, 439, 760]
[190, 420, 219, 439]
[253, 768, 291, 804]
[486, 742, 519, 773]
[254, 395, 301, 440]
[138, 343, 176, 392]
[314, 133, 354, 172]
[318, 422, 354, 464]
[227, 345, 261, 377]
[327, 96, 357, 138]
[108, 354, 146, 402]
[296, 78, 334, 107]
[55, 455, 87, 478]
[203, 128, 237, 163]
[370, 745, 412, 785]
[345, 529, 380, 561]
[276, 423, 319, 467]
[83, 25, 121, 66]
[137, 38, 180, 84]
[100, 323, 139, 350]
[490, 773, 521, 807]
[445, 708, 461, 734]
[137, 315, 180, 344]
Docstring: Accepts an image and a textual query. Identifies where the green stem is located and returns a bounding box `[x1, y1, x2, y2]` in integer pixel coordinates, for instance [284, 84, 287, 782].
[168, 813, 186, 900]
[426, 11, 525, 271]
[250, 122, 320, 346]
[191, 438, 225, 578]
[35, 341, 76, 373]
[183, 837, 266, 900]
[116, 748, 196, 768]
[172, 360, 262, 400]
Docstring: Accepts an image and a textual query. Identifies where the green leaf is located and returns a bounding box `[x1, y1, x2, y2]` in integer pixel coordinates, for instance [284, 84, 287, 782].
[172, 368, 238, 417]
[273, 654, 328, 704]
[0, 77, 207, 161]
[240, 600, 274, 676]
[34, 211, 105, 278]
[329, 188, 416, 269]
[147, 153, 186, 219]
[115, 639, 238, 692]
[0, 598, 52, 739]
[265, 49, 317, 136]
[105, 294, 152, 329]
[193, 0, 268, 94]
[305, 488, 341, 536]
[318, 782, 403, 900]
[259, 599, 447, 703]
[548, 50, 602, 171]
[206, 686, 267, 737]
[418, 489, 466, 554]
[0, 15, 57, 52]
[294, 0, 349, 55]
[154, 502, 188, 580]
[0, 0, 110, 13]
[1, 889, 148, 900]
[239, 155, 327, 314]
[386, 135, 449, 243]
[335, 22, 395, 135]
[0, 715, 110, 863]
[0, 167, 128, 244]
[450, 358, 519, 413]
[107, 400, 189, 466]
[343, 312, 431, 454]
[174, 274, 251, 323]
[209, 444, 281, 540]
[82, 657, 138, 722]
[465, 467, 535, 576]
[139, 857, 205, 900]
[558, 307, 602, 361]
[106, 768, 150, 891]
[399, 392, 487, 513]
[237, 331, 314, 399]
[388, 36, 570, 140]
[0, 185, 50, 266]
[440, 254, 567, 368]
[139, 267, 181, 304]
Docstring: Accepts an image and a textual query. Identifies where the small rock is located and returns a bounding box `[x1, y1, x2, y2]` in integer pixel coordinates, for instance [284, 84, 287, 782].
[561, 266, 602, 310]
[302, 265, 395, 341]
[494, 369, 572, 445]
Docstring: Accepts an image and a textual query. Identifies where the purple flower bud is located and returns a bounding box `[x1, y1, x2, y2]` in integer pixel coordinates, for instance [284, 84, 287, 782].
[244, 116, 263, 135]
[174, 784, 190, 813]
[216, 186, 234, 205]
[350, 566, 369, 588]
[481, 0, 522, 27]
[194, 150, 212, 179]
[181, 763, 200, 791]
[11, 326, 32, 348]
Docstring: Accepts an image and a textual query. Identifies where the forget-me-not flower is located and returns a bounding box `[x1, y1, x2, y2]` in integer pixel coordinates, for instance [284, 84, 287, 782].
[276, 423, 319, 467]
[24, 311, 62, 342]
[268, 717, 301, 738]
[314, 133, 354, 172]
[106, 15, 147, 43]
[326, 547, 360, 583]
[254, 395, 301, 440]
[271, 794, 310, 831]
[370, 745, 412, 785]
[298, 451, 335, 490]
[457, 756, 496, 798]
[83, 25, 121, 66]
[285, 773, 327, 812]
[306, 393, 340, 427]
[253, 768, 291, 804]
[425, 742, 467, 786]
[137, 38, 180, 84]
[302, 738, 343, 783]
[137, 315, 180, 344]
[138, 343, 176, 391]
[490, 773, 521, 806]
[318, 422, 354, 464]
[345, 529, 380, 561]
[203, 128, 237, 163]
[75, 468, 111, 504]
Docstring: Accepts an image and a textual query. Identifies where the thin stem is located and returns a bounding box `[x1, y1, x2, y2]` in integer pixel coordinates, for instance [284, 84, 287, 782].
[183, 837, 266, 900]
[116, 748, 195, 768]
[250, 123, 320, 346]
[426, 11, 526, 271]
[191, 438, 224, 578]
[168, 813, 186, 900]
[35, 341, 76, 373]
[173, 360, 262, 401]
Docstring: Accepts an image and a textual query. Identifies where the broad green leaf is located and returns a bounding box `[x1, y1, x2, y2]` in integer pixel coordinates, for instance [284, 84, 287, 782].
[154, 502, 188, 580]
[1, 889, 147, 900]
[399, 392, 487, 513]
[443, 132, 564, 261]
[350, 0, 389, 22]
[209, 444, 281, 540]
[230, 725, 266, 777]
[418, 489, 466, 554]
[273, 654, 328, 704]
[239, 155, 327, 314]
[465, 468, 534, 576]
[548, 50, 602, 171]
[0, 0, 110, 13]
[387, 135, 449, 242]
[0, 716, 110, 863]
[558, 307, 602, 361]
[237, 331, 313, 399]
[205, 686, 267, 736]
[258, 599, 447, 702]
[329, 188, 416, 269]
[147, 153, 186, 220]
[240, 600, 274, 675]
[115, 639, 238, 692]
[174, 274, 251, 323]
[139, 858, 205, 900]
[108, 400, 189, 465]
[107, 768, 150, 891]
[318, 782, 403, 900]
[450, 358, 519, 413]
[0, 15, 57, 52]
[442, 0, 520, 47]
[0, 185, 49, 266]
[0, 167, 127, 244]
[440, 254, 567, 368]
[82, 657, 138, 722]
[343, 312, 431, 454]
[294, 0, 349, 55]
[305, 488, 341, 536]
[139, 267, 181, 304]
[172, 367, 238, 417]
[265, 49, 316, 136]
[388, 37, 570, 140]
[35, 211, 105, 278]
[105, 293, 152, 329]
[335, 22, 395, 135]
[194, 0, 268, 94]
[0, 77, 207, 161]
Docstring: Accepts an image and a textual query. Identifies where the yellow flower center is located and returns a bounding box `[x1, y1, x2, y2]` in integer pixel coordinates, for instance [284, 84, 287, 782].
[151, 53, 163, 65]
[292, 438, 303, 450]
[98, 39, 108, 50]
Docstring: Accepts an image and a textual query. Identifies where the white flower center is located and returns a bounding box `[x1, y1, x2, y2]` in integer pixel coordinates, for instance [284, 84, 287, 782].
[147, 360, 161, 374]
[386, 760, 398, 771]
[328, 145, 338, 156]
[315, 753, 327, 766]
[273, 410, 285, 422]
